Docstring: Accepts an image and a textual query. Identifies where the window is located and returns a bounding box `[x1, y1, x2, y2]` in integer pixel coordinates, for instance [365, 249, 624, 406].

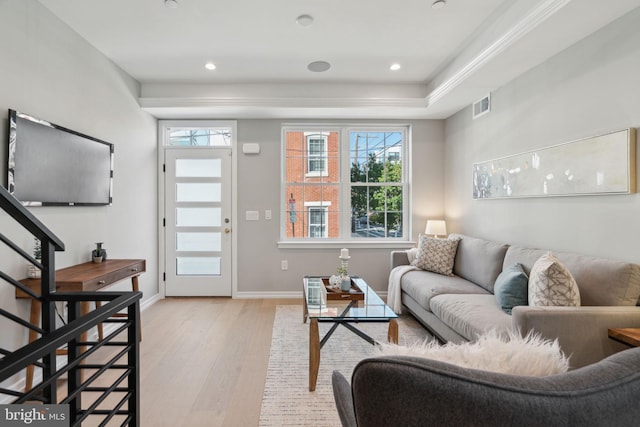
[308, 206, 328, 238]
[350, 130, 405, 238]
[282, 126, 409, 242]
[306, 133, 328, 175]
[166, 127, 231, 146]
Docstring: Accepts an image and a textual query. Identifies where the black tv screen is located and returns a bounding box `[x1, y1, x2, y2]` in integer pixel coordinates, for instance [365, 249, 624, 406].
[7, 109, 113, 206]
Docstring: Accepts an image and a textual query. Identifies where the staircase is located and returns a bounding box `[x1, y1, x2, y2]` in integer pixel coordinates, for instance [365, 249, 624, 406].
[0, 185, 141, 426]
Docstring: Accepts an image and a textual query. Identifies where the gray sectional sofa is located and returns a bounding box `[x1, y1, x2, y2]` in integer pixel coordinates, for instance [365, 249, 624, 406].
[392, 234, 640, 368]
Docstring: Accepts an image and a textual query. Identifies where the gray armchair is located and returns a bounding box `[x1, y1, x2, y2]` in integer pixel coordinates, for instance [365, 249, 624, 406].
[332, 347, 640, 427]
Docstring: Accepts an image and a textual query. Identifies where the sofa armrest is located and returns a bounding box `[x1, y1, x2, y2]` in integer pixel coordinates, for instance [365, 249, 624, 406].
[346, 352, 640, 427]
[512, 305, 640, 369]
[391, 251, 410, 269]
[332, 371, 357, 427]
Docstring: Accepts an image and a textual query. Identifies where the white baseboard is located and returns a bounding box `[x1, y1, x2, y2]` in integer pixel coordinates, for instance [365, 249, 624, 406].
[0, 293, 161, 403]
[234, 290, 388, 299]
[141, 293, 161, 311]
[234, 291, 302, 299]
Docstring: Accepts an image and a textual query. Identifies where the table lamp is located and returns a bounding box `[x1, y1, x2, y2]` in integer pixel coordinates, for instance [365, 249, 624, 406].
[425, 220, 447, 238]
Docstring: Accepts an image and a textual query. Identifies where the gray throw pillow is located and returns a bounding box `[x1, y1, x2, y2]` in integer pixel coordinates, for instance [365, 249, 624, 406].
[494, 263, 528, 314]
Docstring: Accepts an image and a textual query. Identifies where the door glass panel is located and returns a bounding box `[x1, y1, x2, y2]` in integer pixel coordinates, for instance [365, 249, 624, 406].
[176, 207, 221, 227]
[176, 158, 222, 178]
[176, 232, 221, 252]
[176, 257, 221, 275]
[176, 183, 221, 202]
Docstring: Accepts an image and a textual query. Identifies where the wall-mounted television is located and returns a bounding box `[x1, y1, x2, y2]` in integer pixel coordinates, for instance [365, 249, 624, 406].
[7, 109, 114, 206]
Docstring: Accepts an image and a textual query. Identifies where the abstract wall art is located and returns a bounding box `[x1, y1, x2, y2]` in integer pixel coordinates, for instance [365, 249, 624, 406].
[473, 128, 636, 199]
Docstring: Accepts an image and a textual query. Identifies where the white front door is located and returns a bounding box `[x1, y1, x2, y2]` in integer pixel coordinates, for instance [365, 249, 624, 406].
[164, 148, 232, 296]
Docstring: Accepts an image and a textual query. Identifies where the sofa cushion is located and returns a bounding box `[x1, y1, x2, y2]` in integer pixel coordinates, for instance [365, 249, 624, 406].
[429, 294, 513, 340]
[450, 234, 509, 293]
[529, 253, 580, 307]
[401, 270, 490, 313]
[412, 235, 460, 276]
[494, 263, 529, 314]
[504, 246, 640, 306]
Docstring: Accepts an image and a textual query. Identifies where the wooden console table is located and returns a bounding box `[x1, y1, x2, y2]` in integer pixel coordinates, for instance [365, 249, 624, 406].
[17, 259, 145, 391]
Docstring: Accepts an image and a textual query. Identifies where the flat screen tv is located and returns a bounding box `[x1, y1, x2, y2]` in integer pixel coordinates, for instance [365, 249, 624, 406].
[7, 109, 114, 206]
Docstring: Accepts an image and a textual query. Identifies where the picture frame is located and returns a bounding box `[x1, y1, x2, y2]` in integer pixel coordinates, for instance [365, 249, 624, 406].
[473, 128, 636, 199]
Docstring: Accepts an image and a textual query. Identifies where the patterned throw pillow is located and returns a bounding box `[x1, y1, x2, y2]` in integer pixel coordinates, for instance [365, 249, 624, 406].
[528, 253, 580, 307]
[411, 235, 460, 276]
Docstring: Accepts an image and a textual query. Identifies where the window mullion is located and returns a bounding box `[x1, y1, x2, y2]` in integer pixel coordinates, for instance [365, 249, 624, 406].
[340, 128, 351, 239]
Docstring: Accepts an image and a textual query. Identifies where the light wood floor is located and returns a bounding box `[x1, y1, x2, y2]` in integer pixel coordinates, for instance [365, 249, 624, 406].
[137, 298, 299, 427]
[65, 298, 300, 426]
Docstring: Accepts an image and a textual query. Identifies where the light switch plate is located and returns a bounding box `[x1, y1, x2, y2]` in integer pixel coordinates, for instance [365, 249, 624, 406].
[245, 210, 259, 221]
[265, 210, 272, 220]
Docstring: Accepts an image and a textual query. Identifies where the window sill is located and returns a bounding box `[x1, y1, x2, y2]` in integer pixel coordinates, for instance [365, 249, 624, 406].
[277, 240, 416, 249]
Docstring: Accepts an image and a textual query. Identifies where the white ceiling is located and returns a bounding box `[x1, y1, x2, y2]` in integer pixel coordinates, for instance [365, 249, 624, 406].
[38, 0, 640, 119]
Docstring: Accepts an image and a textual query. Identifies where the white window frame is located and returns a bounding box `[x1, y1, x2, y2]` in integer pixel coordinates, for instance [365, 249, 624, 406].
[279, 124, 411, 248]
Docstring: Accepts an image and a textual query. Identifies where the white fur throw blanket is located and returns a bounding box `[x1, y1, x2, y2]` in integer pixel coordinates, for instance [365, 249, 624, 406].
[377, 331, 570, 376]
[387, 248, 419, 314]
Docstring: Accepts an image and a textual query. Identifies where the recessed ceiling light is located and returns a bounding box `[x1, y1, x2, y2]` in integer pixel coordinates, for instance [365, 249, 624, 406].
[296, 14, 314, 27]
[390, 63, 401, 71]
[204, 62, 216, 71]
[164, 0, 179, 9]
[307, 61, 331, 73]
[431, 0, 446, 10]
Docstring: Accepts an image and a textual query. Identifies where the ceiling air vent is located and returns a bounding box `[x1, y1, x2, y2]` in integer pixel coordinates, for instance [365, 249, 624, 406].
[472, 94, 491, 119]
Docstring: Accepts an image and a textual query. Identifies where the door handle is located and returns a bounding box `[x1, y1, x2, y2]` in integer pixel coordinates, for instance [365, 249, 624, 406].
[224, 228, 231, 234]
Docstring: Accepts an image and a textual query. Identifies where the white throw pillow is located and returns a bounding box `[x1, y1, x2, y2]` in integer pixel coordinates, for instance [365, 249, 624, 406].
[528, 252, 580, 307]
[376, 330, 569, 376]
[411, 235, 460, 276]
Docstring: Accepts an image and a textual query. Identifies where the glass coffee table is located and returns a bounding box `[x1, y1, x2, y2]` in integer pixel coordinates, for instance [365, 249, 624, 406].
[303, 276, 398, 391]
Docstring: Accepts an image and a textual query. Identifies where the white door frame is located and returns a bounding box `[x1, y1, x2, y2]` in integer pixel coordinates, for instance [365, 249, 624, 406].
[157, 120, 238, 298]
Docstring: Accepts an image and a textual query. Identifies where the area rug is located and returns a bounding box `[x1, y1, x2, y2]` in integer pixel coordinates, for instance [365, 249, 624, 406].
[259, 305, 430, 426]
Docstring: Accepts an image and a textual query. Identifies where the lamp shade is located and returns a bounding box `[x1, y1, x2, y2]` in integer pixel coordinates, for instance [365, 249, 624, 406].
[425, 220, 447, 237]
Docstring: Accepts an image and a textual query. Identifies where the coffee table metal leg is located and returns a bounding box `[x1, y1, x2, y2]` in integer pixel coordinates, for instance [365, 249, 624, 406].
[388, 319, 398, 344]
[309, 318, 320, 391]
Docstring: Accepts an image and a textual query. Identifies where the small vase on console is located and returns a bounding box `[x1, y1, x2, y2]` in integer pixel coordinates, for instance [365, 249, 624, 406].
[92, 242, 107, 263]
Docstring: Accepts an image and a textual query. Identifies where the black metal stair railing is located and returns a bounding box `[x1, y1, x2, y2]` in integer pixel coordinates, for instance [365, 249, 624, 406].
[0, 185, 141, 426]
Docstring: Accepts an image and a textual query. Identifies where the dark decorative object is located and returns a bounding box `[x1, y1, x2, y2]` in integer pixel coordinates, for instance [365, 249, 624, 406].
[92, 242, 107, 263]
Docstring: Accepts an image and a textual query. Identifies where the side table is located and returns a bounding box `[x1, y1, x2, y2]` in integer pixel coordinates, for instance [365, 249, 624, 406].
[608, 328, 640, 347]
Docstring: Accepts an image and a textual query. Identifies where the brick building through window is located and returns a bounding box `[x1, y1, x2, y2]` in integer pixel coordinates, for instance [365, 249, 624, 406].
[284, 130, 340, 238]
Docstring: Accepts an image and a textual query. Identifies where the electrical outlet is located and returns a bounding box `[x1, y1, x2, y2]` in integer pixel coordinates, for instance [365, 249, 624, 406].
[281, 260, 288, 270]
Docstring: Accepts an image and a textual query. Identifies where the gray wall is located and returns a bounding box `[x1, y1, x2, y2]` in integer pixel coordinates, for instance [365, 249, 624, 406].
[0, 1, 158, 359]
[236, 119, 445, 294]
[444, 7, 640, 264]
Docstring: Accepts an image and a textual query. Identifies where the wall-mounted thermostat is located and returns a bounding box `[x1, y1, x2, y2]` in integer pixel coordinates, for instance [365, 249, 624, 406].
[242, 143, 260, 154]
